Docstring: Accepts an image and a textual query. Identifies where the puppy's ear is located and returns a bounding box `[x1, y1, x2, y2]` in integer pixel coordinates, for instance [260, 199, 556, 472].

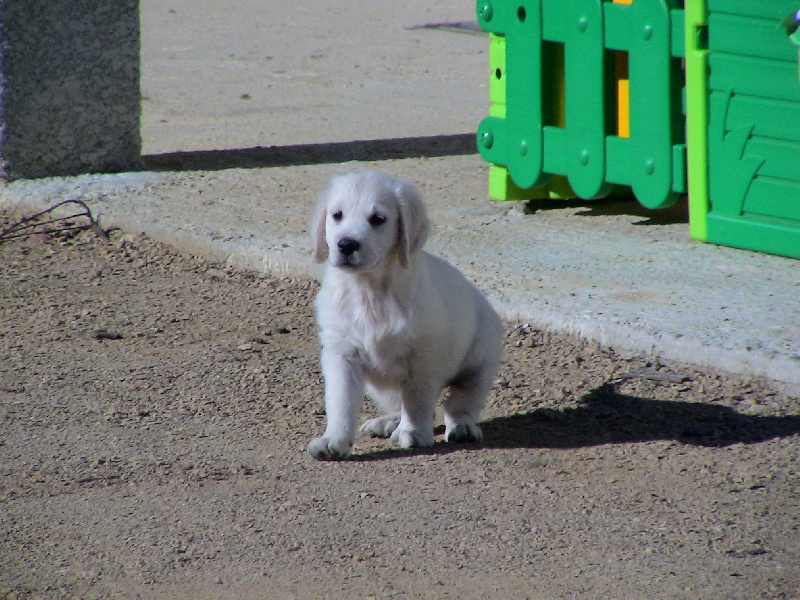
[395, 179, 430, 268]
[310, 187, 330, 263]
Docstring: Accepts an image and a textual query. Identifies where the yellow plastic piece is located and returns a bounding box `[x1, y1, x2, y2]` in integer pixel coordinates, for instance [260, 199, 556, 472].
[550, 42, 566, 128]
[614, 0, 632, 138]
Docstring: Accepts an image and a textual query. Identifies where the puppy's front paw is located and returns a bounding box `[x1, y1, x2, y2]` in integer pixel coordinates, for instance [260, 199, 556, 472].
[445, 423, 483, 444]
[307, 436, 353, 460]
[390, 427, 434, 449]
[359, 413, 401, 438]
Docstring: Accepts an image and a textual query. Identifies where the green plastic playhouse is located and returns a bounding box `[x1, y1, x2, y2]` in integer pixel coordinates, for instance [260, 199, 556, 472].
[476, 0, 800, 260]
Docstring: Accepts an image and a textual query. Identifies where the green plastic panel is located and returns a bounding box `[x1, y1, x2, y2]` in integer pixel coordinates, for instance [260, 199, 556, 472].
[489, 34, 506, 114]
[685, 0, 710, 240]
[488, 165, 545, 200]
[709, 13, 797, 61]
[746, 138, 800, 180]
[707, 214, 800, 259]
[477, 0, 548, 190]
[625, 0, 683, 207]
[564, 0, 608, 199]
[707, 92, 766, 217]
[744, 178, 800, 222]
[476, 0, 686, 208]
[709, 54, 799, 102]
[706, 0, 799, 20]
[726, 96, 800, 142]
[488, 164, 578, 201]
[702, 0, 800, 260]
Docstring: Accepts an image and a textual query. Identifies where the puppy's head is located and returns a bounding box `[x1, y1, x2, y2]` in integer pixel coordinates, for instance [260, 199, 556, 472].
[311, 171, 430, 271]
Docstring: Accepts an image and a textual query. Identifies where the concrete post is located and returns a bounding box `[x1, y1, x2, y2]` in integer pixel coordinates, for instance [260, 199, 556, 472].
[0, 1, 141, 181]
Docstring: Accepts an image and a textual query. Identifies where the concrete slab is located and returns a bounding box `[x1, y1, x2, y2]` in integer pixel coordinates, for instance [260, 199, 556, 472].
[139, 0, 488, 155]
[1, 0, 798, 395]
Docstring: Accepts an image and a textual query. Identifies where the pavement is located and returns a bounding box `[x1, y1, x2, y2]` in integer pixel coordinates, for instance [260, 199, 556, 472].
[1, 0, 798, 395]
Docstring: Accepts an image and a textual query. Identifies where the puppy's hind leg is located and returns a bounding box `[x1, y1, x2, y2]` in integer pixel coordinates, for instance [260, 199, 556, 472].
[360, 413, 401, 438]
[359, 384, 401, 438]
[442, 364, 498, 444]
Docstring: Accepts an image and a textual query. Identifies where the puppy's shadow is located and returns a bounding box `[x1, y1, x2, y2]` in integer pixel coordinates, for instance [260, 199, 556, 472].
[352, 383, 800, 461]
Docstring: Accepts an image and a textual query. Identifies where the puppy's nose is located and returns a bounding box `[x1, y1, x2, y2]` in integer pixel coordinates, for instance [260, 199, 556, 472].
[337, 238, 360, 256]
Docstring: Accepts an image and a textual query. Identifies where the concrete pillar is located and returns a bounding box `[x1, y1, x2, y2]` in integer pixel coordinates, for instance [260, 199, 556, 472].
[0, 1, 141, 180]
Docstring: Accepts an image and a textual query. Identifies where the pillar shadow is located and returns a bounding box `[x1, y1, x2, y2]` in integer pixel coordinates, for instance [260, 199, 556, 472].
[141, 133, 477, 173]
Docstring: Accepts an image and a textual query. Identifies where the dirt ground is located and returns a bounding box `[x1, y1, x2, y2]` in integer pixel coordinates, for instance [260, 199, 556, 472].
[1, 213, 799, 600]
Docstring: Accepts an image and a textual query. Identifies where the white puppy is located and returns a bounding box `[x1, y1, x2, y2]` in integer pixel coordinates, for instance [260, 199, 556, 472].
[307, 171, 504, 460]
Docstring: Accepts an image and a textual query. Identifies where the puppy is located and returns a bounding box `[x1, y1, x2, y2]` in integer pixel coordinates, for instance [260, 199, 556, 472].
[307, 171, 504, 460]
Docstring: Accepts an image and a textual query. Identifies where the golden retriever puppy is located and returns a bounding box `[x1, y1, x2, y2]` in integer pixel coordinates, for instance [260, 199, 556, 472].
[307, 171, 503, 460]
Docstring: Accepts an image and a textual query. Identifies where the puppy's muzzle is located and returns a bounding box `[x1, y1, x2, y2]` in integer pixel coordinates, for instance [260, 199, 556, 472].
[337, 238, 361, 256]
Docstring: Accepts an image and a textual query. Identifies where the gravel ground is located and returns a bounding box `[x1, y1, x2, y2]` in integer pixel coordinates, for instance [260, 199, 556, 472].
[1, 212, 799, 599]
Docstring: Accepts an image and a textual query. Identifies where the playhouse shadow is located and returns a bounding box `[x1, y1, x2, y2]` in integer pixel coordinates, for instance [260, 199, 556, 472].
[523, 195, 689, 226]
[354, 383, 800, 461]
[573, 196, 689, 226]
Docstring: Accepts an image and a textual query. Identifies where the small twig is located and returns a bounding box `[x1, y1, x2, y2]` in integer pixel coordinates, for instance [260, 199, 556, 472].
[0, 199, 109, 244]
[91, 329, 124, 341]
[405, 21, 485, 35]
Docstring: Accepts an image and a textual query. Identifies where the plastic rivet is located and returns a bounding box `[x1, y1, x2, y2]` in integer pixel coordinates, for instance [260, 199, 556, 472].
[577, 17, 588, 33]
[479, 2, 494, 22]
[645, 160, 655, 175]
[642, 25, 653, 41]
[579, 150, 590, 166]
[481, 131, 494, 149]
[519, 140, 528, 156]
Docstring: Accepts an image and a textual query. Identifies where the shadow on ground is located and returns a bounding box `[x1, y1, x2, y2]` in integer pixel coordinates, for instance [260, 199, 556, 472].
[574, 196, 690, 226]
[354, 383, 800, 461]
[142, 134, 477, 172]
[523, 196, 690, 226]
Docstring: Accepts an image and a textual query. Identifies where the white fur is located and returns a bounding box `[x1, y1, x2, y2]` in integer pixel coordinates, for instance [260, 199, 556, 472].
[307, 171, 504, 460]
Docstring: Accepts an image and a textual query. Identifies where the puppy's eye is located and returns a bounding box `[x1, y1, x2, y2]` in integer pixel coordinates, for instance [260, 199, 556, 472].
[332, 211, 343, 222]
[368, 213, 387, 227]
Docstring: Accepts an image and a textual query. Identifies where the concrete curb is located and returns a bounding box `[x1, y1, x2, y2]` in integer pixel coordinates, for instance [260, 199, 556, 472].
[3, 162, 798, 397]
